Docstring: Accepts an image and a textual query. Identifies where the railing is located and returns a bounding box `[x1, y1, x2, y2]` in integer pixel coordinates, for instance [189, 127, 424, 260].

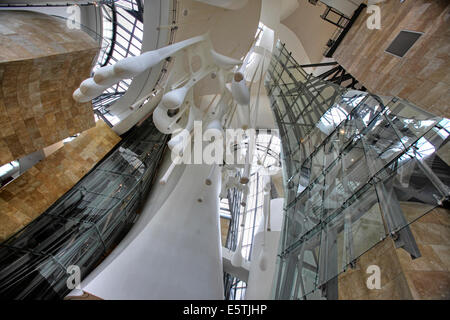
[320, 6, 350, 29]
[323, 3, 366, 58]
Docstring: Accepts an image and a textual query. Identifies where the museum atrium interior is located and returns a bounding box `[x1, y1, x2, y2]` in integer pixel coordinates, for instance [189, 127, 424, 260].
[0, 0, 449, 300]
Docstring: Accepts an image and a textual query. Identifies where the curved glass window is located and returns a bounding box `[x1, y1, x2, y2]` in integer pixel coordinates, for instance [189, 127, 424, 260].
[93, 0, 144, 120]
[0, 118, 167, 299]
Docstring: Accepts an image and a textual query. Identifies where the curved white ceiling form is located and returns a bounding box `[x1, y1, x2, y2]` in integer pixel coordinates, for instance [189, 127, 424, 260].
[101, 0, 262, 135]
[259, 0, 310, 65]
[176, 0, 261, 61]
[277, 23, 312, 66]
[192, 0, 249, 10]
[280, 0, 299, 21]
[175, 0, 262, 100]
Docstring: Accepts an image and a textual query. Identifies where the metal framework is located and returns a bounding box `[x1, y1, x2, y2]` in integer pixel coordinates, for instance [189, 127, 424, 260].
[266, 40, 450, 300]
[223, 176, 244, 300]
[92, 0, 145, 120]
[223, 131, 281, 300]
[300, 62, 366, 91]
[323, 3, 366, 58]
[320, 6, 350, 29]
[93, 0, 179, 125]
[0, 118, 168, 299]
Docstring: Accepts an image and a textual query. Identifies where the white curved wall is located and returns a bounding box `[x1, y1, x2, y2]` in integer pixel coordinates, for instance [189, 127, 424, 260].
[277, 23, 311, 66]
[225, 0, 311, 130]
[280, 0, 299, 21]
[259, 0, 312, 65]
[73, 163, 224, 299]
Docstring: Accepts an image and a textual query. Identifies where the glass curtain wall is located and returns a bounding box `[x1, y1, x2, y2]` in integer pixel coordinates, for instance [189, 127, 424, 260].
[93, 0, 178, 126]
[93, 0, 145, 124]
[266, 41, 450, 300]
[0, 118, 168, 299]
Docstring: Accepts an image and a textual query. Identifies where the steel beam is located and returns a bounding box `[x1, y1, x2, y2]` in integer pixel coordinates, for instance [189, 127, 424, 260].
[375, 178, 421, 259]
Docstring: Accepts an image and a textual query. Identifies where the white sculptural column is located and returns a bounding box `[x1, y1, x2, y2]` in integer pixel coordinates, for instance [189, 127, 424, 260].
[245, 198, 284, 300]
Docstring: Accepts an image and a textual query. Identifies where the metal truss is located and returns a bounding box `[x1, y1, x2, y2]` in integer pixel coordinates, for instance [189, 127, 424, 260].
[320, 6, 350, 29]
[323, 3, 366, 58]
[300, 62, 366, 91]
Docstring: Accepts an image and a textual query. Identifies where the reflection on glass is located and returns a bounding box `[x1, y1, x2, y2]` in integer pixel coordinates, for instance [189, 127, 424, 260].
[0, 117, 167, 299]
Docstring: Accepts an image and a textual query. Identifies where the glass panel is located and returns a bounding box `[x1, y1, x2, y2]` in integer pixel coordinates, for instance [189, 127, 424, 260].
[308, 175, 325, 221]
[342, 140, 370, 195]
[99, 149, 145, 177]
[0, 116, 167, 299]
[310, 146, 325, 182]
[324, 131, 340, 169]
[383, 158, 442, 224]
[323, 159, 345, 219]
[298, 231, 321, 298]
[297, 159, 311, 196]
[361, 113, 405, 175]
[351, 95, 383, 130]
[293, 191, 317, 237]
[320, 186, 385, 285]
[338, 117, 359, 150]
[388, 99, 441, 146]
[289, 67, 308, 84]
[81, 170, 138, 200]
[344, 188, 386, 267]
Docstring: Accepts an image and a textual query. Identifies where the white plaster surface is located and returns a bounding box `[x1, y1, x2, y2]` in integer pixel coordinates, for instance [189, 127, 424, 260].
[74, 163, 224, 299]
